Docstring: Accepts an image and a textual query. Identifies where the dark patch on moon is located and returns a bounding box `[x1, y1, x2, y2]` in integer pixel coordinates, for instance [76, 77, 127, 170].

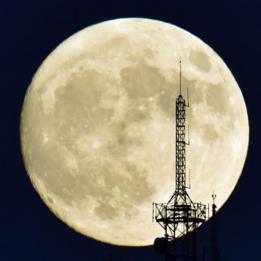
[95, 202, 118, 220]
[201, 123, 219, 141]
[123, 162, 156, 203]
[54, 69, 114, 129]
[206, 82, 230, 114]
[189, 50, 211, 72]
[120, 61, 164, 99]
[115, 121, 144, 148]
[52, 69, 114, 153]
[124, 101, 152, 123]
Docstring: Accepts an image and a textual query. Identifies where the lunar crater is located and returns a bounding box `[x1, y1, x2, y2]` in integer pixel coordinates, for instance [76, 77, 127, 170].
[120, 61, 166, 99]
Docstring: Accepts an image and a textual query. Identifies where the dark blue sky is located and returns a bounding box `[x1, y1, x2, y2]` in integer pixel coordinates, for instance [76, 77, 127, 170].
[1, 0, 261, 260]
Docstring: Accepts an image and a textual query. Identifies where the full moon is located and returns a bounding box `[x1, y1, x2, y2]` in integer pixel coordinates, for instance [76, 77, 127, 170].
[20, 18, 249, 246]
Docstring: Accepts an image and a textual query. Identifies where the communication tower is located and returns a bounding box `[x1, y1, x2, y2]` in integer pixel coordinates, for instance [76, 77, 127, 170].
[153, 61, 207, 261]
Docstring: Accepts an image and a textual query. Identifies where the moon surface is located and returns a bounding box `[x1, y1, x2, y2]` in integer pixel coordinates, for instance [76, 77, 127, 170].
[20, 18, 249, 246]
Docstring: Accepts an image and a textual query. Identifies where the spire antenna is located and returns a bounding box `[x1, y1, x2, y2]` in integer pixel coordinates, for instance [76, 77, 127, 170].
[179, 60, 182, 95]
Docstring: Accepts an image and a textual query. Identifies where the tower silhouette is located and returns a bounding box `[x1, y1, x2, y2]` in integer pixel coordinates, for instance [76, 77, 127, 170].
[153, 61, 207, 261]
[211, 194, 219, 261]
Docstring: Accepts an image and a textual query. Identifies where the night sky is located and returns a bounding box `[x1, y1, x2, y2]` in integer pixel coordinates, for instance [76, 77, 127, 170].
[1, 0, 261, 260]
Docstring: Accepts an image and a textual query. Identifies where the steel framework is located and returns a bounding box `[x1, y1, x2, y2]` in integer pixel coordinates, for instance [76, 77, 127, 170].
[153, 62, 207, 261]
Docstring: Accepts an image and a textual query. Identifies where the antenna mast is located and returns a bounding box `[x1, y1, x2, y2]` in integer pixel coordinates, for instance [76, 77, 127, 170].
[153, 61, 207, 261]
[211, 193, 219, 261]
[179, 60, 182, 95]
